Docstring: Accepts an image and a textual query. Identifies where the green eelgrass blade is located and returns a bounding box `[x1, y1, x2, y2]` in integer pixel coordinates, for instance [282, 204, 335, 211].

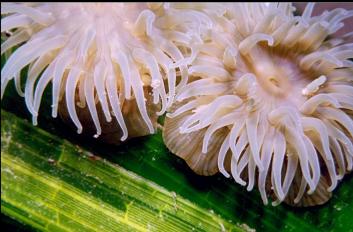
[1, 110, 244, 232]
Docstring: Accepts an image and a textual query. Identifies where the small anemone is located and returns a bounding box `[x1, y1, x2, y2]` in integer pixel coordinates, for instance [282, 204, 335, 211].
[0, 2, 212, 142]
[163, 3, 353, 206]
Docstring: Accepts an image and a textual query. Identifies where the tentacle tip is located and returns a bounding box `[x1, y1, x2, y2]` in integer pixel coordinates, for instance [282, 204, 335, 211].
[106, 116, 112, 123]
[77, 127, 83, 134]
[76, 102, 85, 108]
[220, 170, 230, 178]
[32, 115, 38, 126]
[327, 184, 337, 192]
[120, 134, 128, 142]
[156, 110, 166, 116]
[236, 179, 247, 186]
[261, 196, 269, 205]
[307, 189, 315, 195]
[179, 127, 186, 134]
[175, 95, 184, 102]
[271, 200, 281, 207]
[294, 197, 301, 204]
[149, 127, 155, 134]
[268, 39, 274, 47]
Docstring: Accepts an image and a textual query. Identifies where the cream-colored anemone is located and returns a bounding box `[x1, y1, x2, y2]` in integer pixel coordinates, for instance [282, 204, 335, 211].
[164, 3, 353, 206]
[1, 2, 215, 141]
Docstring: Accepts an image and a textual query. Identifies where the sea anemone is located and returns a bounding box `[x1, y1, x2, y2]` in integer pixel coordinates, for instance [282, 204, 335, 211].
[163, 3, 353, 206]
[1, 2, 207, 142]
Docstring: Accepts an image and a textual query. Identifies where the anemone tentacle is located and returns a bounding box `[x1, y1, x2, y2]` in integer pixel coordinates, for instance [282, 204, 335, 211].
[1, 2, 218, 141]
[164, 3, 353, 206]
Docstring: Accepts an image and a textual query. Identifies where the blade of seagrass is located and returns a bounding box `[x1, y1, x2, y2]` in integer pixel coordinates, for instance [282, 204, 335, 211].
[1, 110, 244, 232]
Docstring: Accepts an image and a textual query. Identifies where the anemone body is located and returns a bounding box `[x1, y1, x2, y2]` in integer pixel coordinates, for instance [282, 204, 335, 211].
[1, 2, 210, 141]
[163, 3, 353, 206]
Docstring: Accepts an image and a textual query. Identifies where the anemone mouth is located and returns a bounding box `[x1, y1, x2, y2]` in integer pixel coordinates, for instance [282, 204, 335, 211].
[1, 2, 207, 141]
[163, 3, 353, 206]
[237, 44, 317, 100]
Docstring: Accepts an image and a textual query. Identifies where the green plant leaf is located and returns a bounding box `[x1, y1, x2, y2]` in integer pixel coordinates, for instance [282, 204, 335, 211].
[1, 110, 246, 232]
